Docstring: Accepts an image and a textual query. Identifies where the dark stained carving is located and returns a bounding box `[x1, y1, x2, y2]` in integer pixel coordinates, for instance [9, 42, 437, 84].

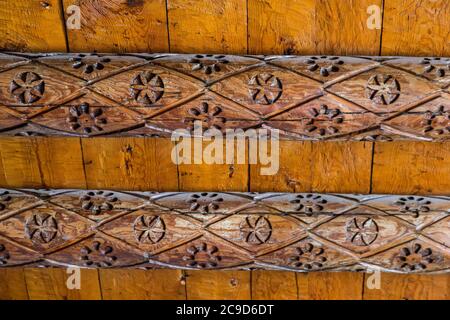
[133, 215, 165, 244]
[10, 71, 45, 104]
[25, 214, 58, 244]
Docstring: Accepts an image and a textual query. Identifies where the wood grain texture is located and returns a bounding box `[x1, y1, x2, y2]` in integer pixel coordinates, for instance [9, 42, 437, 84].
[297, 272, 364, 300]
[99, 269, 186, 299]
[63, 0, 169, 53]
[0, 268, 29, 299]
[167, 0, 247, 54]
[0, 189, 448, 273]
[382, 0, 450, 56]
[363, 273, 450, 300]
[0, 0, 66, 52]
[372, 142, 450, 194]
[248, 0, 382, 55]
[252, 270, 298, 299]
[24, 268, 101, 300]
[186, 270, 251, 300]
[0, 53, 447, 141]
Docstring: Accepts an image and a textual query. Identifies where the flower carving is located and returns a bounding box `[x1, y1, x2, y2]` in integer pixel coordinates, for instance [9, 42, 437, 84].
[183, 242, 221, 268]
[184, 102, 226, 131]
[304, 104, 344, 136]
[80, 241, 117, 267]
[394, 196, 431, 218]
[305, 56, 344, 77]
[10, 71, 45, 104]
[189, 54, 229, 74]
[289, 194, 327, 215]
[421, 57, 450, 78]
[0, 244, 10, 265]
[289, 243, 327, 270]
[346, 217, 378, 246]
[133, 215, 166, 244]
[240, 216, 272, 245]
[25, 214, 58, 244]
[70, 54, 111, 74]
[66, 102, 107, 134]
[130, 71, 164, 105]
[187, 193, 224, 213]
[248, 73, 283, 105]
[80, 191, 118, 215]
[366, 74, 401, 105]
[0, 191, 12, 211]
[422, 105, 450, 136]
[395, 243, 435, 271]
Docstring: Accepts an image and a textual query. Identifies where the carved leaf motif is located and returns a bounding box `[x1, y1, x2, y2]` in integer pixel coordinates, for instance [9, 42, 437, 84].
[239, 216, 272, 244]
[25, 214, 58, 244]
[248, 73, 283, 105]
[9, 71, 45, 104]
[133, 215, 166, 244]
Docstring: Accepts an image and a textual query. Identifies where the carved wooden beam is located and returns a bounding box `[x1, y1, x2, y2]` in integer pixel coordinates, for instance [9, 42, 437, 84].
[0, 189, 448, 273]
[0, 53, 449, 140]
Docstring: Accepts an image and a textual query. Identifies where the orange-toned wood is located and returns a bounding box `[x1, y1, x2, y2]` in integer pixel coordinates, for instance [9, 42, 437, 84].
[63, 0, 169, 53]
[185, 270, 251, 299]
[248, 0, 382, 55]
[372, 142, 450, 195]
[0, 268, 29, 299]
[382, 0, 450, 56]
[167, 0, 247, 54]
[0, 0, 66, 52]
[363, 273, 450, 300]
[82, 138, 178, 191]
[24, 268, 101, 300]
[297, 272, 364, 300]
[99, 269, 186, 299]
[252, 270, 298, 300]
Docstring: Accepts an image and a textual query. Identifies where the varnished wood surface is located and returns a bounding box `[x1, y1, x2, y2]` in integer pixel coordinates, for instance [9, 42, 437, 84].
[1, 0, 449, 56]
[0, 189, 448, 273]
[0, 53, 448, 141]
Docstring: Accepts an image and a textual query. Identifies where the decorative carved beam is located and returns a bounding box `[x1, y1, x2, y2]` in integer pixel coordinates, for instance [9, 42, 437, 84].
[0, 53, 449, 140]
[0, 189, 448, 273]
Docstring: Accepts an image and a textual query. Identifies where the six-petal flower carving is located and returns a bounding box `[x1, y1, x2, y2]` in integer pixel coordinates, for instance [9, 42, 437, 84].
[189, 54, 230, 74]
[366, 74, 401, 105]
[133, 215, 166, 244]
[130, 71, 164, 105]
[80, 241, 117, 267]
[25, 214, 58, 244]
[305, 56, 344, 77]
[248, 73, 283, 105]
[346, 217, 379, 246]
[187, 193, 224, 213]
[10, 71, 45, 104]
[80, 191, 118, 215]
[289, 194, 327, 215]
[240, 216, 272, 245]
[70, 54, 111, 74]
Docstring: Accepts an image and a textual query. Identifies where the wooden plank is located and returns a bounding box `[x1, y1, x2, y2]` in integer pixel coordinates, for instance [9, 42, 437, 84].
[372, 142, 450, 194]
[0, 138, 42, 188]
[252, 270, 298, 300]
[363, 273, 450, 300]
[248, 0, 382, 55]
[167, 0, 247, 54]
[185, 270, 251, 300]
[250, 141, 312, 193]
[177, 140, 248, 191]
[311, 142, 373, 194]
[0, 268, 29, 300]
[297, 272, 364, 300]
[99, 269, 186, 300]
[34, 137, 86, 189]
[24, 268, 102, 300]
[63, 0, 169, 52]
[382, 0, 450, 56]
[0, 0, 66, 52]
[82, 138, 178, 191]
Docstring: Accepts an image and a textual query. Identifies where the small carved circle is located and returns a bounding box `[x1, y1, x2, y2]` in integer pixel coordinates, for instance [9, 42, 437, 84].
[25, 213, 58, 244]
[305, 56, 344, 77]
[184, 102, 226, 131]
[239, 216, 272, 245]
[421, 57, 450, 78]
[130, 71, 164, 105]
[187, 193, 224, 213]
[189, 54, 229, 74]
[10, 71, 45, 104]
[248, 73, 283, 105]
[422, 105, 450, 136]
[133, 215, 166, 244]
[80, 191, 118, 215]
[66, 102, 107, 134]
[70, 54, 111, 74]
[80, 240, 117, 267]
[304, 104, 344, 136]
[394, 196, 431, 218]
[395, 243, 435, 272]
[289, 243, 327, 270]
[346, 217, 378, 246]
[289, 194, 327, 215]
[366, 74, 401, 105]
[182, 242, 221, 268]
